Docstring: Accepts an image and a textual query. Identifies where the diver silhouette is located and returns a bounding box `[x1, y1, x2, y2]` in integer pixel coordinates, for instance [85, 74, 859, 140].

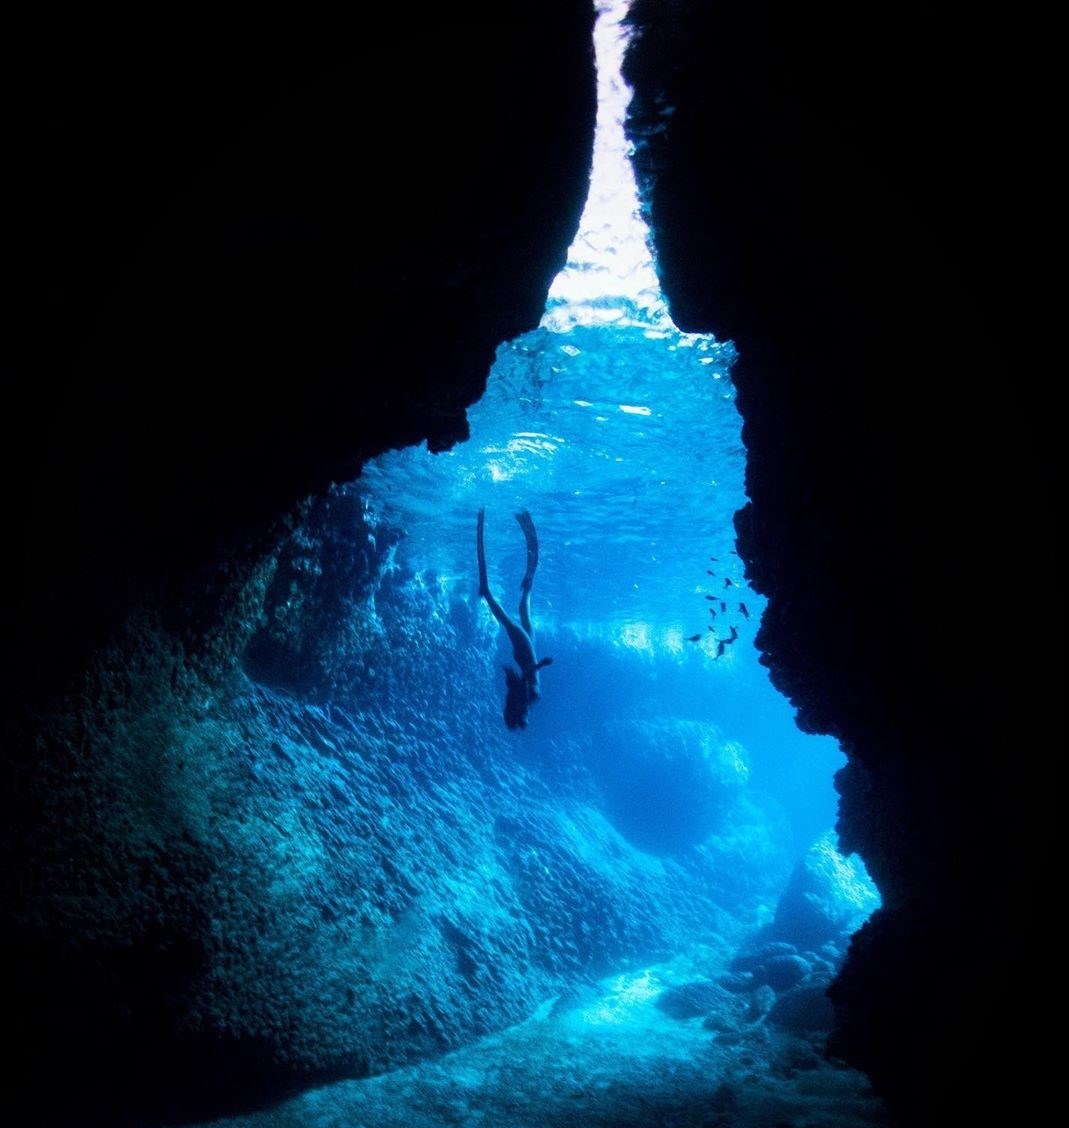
[477, 507, 553, 730]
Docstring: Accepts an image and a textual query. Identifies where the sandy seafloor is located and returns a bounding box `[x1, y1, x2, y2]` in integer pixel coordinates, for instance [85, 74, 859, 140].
[191, 946, 890, 1128]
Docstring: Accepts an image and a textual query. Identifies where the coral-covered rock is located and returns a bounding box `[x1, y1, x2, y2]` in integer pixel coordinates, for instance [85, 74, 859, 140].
[758, 954, 811, 993]
[730, 941, 798, 974]
[771, 832, 879, 949]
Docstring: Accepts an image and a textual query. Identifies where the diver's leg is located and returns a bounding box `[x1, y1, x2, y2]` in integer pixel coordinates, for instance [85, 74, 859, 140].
[515, 510, 538, 634]
[518, 587, 533, 637]
[478, 508, 517, 632]
[513, 511, 551, 699]
[477, 508, 490, 596]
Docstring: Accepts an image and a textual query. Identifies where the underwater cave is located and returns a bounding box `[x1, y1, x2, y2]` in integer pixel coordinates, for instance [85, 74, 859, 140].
[5, 2, 1057, 1127]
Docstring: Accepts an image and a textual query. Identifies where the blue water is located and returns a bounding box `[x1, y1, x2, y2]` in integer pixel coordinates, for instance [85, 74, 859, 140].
[354, 310, 843, 856]
[349, 0, 852, 862]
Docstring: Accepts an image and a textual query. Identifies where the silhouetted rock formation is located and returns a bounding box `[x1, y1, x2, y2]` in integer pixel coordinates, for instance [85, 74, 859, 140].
[624, 3, 1057, 1124]
[5, 4, 598, 1125]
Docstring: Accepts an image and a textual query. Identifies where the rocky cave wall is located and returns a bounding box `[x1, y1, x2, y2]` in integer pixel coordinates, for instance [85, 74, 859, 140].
[5, 3, 599, 1125]
[8, 1, 598, 708]
[622, 3, 1057, 1126]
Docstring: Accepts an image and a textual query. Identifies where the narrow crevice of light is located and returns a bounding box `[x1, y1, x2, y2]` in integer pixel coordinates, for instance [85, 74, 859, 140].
[359, 0, 741, 653]
[542, 0, 671, 332]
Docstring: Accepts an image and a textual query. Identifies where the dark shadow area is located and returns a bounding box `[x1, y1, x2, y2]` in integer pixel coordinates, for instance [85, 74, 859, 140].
[624, 3, 1058, 1124]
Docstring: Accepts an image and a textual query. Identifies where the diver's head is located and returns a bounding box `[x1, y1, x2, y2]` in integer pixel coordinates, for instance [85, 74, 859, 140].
[502, 666, 529, 730]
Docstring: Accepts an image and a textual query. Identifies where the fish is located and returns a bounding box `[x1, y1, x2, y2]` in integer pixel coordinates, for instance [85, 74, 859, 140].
[723, 577, 733, 589]
[706, 569, 716, 577]
[716, 640, 726, 657]
[720, 601, 727, 612]
[687, 634, 702, 643]
[705, 594, 716, 601]
[726, 625, 738, 643]
[738, 602, 750, 619]
[708, 607, 717, 617]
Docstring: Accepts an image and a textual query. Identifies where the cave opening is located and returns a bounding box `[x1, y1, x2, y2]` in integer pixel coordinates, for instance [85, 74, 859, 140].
[229, 2, 886, 1123]
[350, 0, 856, 867]
[10, 0, 1056, 1124]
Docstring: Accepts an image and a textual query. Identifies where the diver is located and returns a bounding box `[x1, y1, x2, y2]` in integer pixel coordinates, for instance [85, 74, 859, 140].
[476, 507, 553, 730]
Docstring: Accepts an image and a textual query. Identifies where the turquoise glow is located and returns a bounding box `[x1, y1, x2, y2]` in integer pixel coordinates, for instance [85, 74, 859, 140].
[356, 0, 856, 855]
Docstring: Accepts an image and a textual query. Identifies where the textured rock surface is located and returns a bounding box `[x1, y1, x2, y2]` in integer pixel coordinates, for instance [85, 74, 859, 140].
[770, 831, 880, 949]
[623, 2, 1057, 1124]
[1, 489, 784, 1126]
[187, 951, 891, 1128]
[5, 4, 600, 1125]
